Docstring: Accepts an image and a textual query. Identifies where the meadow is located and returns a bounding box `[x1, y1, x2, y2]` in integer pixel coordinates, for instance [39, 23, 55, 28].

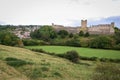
[0, 45, 120, 80]
[26, 46, 120, 59]
[0, 45, 94, 80]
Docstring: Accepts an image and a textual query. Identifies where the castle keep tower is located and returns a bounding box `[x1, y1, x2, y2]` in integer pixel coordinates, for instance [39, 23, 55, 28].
[81, 20, 87, 28]
[111, 22, 114, 28]
[80, 20, 88, 33]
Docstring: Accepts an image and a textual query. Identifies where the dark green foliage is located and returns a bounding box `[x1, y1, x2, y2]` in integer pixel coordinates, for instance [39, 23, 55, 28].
[0, 31, 21, 46]
[30, 26, 57, 41]
[58, 30, 68, 38]
[80, 56, 98, 61]
[5, 57, 32, 67]
[64, 50, 80, 63]
[31, 48, 46, 53]
[69, 33, 74, 38]
[113, 43, 120, 50]
[93, 63, 120, 80]
[22, 39, 46, 46]
[79, 31, 84, 36]
[89, 36, 113, 49]
[65, 39, 81, 47]
[114, 27, 120, 44]
[84, 32, 90, 37]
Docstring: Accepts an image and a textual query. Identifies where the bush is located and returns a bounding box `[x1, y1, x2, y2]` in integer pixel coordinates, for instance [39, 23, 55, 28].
[23, 39, 46, 46]
[31, 49, 45, 53]
[80, 56, 98, 61]
[64, 50, 80, 63]
[65, 39, 81, 47]
[80, 38, 90, 47]
[89, 36, 113, 49]
[113, 43, 120, 50]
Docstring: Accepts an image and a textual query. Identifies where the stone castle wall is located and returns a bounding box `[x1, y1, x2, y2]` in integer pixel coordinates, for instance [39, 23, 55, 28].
[51, 20, 115, 35]
[52, 23, 80, 34]
[88, 23, 114, 34]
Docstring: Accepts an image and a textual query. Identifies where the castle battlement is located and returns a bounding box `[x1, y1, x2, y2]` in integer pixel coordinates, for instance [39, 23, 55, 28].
[51, 20, 115, 35]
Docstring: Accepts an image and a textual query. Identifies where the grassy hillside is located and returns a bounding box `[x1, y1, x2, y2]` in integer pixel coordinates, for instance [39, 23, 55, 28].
[26, 46, 120, 59]
[0, 45, 96, 80]
[0, 45, 120, 80]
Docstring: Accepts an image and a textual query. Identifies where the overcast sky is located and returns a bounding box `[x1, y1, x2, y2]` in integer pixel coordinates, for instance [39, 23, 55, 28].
[0, 0, 120, 26]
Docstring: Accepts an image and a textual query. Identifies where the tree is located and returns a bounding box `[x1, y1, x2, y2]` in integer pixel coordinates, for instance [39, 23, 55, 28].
[89, 36, 113, 49]
[0, 31, 21, 46]
[58, 30, 68, 38]
[69, 33, 73, 38]
[84, 32, 90, 37]
[114, 27, 120, 44]
[79, 31, 84, 36]
[30, 26, 57, 41]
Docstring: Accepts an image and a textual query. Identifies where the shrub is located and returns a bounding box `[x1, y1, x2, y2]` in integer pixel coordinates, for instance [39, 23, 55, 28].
[64, 50, 80, 63]
[80, 38, 90, 47]
[23, 39, 46, 46]
[99, 58, 109, 62]
[31, 48, 45, 53]
[80, 56, 98, 61]
[113, 43, 120, 50]
[89, 36, 113, 49]
[65, 39, 81, 47]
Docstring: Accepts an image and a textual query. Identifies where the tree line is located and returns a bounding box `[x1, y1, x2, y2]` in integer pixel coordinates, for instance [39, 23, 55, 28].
[0, 25, 120, 50]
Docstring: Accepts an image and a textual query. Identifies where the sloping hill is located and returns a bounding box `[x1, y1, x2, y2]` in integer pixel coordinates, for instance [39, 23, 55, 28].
[0, 45, 94, 80]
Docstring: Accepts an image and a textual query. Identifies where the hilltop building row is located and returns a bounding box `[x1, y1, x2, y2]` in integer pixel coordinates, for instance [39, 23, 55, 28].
[52, 20, 115, 35]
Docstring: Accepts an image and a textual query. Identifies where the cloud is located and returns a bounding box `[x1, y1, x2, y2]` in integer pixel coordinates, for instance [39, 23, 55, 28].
[112, 0, 120, 1]
[69, 0, 92, 5]
[71, 16, 120, 28]
[0, 0, 120, 26]
[0, 21, 6, 25]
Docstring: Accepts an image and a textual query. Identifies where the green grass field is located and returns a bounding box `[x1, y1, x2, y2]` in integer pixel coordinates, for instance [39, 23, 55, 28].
[26, 46, 120, 59]
[0, 45, 94, 80]
[0, 45, 120, 80]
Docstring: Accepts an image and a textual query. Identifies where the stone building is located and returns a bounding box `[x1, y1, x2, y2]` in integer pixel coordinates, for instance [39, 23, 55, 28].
[52, 20, 115, 35]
